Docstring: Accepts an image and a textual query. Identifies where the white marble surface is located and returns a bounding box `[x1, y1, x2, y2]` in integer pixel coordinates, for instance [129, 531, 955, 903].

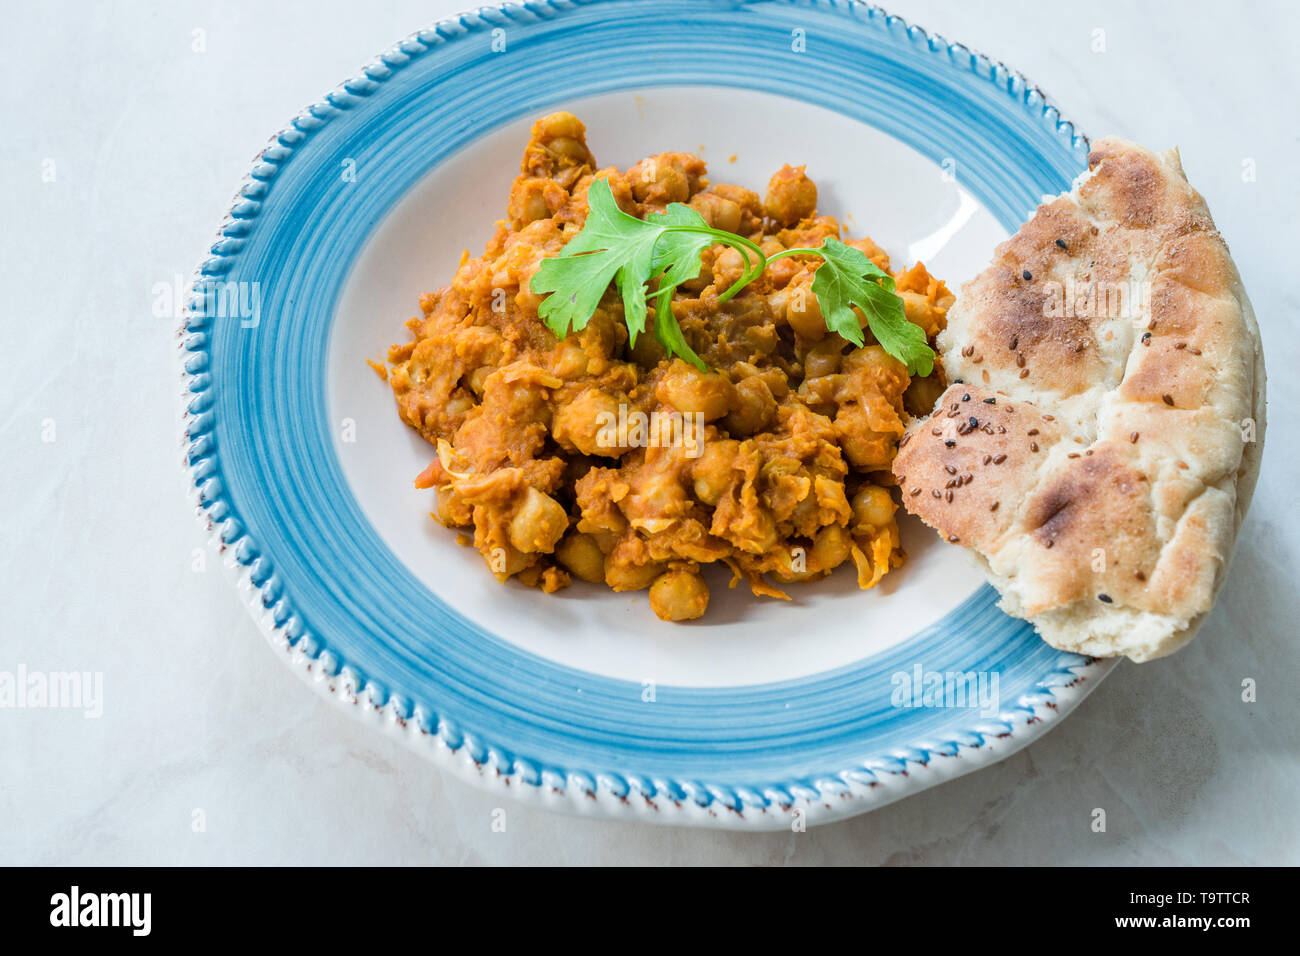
[2, 0, 1297, 864]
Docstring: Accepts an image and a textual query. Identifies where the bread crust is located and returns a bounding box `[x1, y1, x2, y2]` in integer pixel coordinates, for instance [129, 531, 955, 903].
[893, 138, 1266, 661]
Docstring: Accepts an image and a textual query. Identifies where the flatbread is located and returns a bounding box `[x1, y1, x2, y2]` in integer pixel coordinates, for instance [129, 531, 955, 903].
[892, 138, 1265, 662]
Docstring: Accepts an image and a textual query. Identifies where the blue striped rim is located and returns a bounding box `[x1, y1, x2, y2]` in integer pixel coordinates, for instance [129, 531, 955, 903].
[182, 0, 1095, 809]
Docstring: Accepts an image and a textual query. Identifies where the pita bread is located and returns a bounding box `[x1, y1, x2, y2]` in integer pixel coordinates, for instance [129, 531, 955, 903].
[892, 138, 1265, 662]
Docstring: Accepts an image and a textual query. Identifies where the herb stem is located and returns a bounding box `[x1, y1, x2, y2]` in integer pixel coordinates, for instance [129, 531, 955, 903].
[766, 246, 824, 264]
[660, 226, 768, 303]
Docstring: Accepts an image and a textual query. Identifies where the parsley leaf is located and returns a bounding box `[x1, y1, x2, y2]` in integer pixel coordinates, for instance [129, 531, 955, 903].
[533, 179, 663, 348]
[645, 203, 714, 370]
[530, 180, 936, 377]
[808, 238, 935, 377]
[532, 178, 720, 366]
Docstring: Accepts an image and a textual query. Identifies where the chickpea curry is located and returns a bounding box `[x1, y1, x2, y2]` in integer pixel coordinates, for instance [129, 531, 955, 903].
[384, 112, 953, 622]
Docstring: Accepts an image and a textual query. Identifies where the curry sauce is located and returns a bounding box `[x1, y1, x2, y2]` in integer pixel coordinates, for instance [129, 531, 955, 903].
[385, 113, 953, 621]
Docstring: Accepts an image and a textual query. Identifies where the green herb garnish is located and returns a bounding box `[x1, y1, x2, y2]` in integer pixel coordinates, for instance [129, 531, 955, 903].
[532, 178, 934, 375]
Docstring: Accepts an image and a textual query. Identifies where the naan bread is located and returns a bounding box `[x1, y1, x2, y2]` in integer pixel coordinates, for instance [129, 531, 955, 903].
[892, 138, 1265, 662]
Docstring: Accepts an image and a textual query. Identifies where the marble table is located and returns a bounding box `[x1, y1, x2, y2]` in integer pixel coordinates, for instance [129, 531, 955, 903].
[2, 0, 1296, 864]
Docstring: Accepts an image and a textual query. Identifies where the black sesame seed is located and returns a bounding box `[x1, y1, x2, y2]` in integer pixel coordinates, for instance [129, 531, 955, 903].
[944, 440, 956, 448]
[1022, 269, 1033, 281]
[953, 378, 964, 385]
[1098, 594, 1113, 604]
[962, 393, 971, 402]
[1055, 238, 1068, 250]
[969, 417, 978, 428]
[983, 397, 996, 404]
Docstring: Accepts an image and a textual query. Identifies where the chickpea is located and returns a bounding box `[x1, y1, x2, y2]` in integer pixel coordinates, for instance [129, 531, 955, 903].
[904, 373, 946, 418]
[691, 438, 739, 505]
[535, 111, 586, 143]
[707, 182, 763, 217]
[784, 275, 826, 340]
[553, 388, 624, 457]
[851, 485, 897, 531]
[764, 164, 818, 226]
[555, 531, 605, 584]
[522, 112, 595, 175]
[550, 340, 588, 380]
[774, 543, 819, 582]
[507, 178, 551, 224]
[649, 569, 710, 622]
[655, 360, 735, 421]
[507, 487, 569, 554]
[803, 338, 845, 379]
[711, 245, 746, 290]
[605, 556, 666, 592]
[486, 541, 530, 581]
[810, 524, 851, 571]
[630, 155, 690, 205]
[689, 192, 743, 233]
[723, 376, 776, 437]
[844, 343, 907, 380]
[548, 136, 592, 165]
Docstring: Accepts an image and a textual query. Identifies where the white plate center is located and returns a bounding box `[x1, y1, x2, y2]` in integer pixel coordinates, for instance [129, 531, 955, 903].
[329, 86, 1003, 687]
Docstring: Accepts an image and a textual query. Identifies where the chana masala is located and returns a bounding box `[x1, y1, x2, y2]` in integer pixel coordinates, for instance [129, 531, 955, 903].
[383, 113, 954, 621]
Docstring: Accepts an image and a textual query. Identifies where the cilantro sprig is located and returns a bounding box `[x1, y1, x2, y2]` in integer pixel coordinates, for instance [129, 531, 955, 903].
[532, 178, 935, 376]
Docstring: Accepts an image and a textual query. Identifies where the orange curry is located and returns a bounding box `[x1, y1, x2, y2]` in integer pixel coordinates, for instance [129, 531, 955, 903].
[384, 113, 952, 621]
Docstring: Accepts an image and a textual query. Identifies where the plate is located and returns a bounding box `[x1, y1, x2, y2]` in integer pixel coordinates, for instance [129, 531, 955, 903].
[181, 0, 1115, 828]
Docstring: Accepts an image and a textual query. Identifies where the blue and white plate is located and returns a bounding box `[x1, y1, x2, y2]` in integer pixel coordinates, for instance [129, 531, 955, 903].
[181, 0, 1114, 828]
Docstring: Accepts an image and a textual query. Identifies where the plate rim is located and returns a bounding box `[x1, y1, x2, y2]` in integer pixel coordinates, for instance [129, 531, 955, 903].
[178, 0, 1112, 829]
